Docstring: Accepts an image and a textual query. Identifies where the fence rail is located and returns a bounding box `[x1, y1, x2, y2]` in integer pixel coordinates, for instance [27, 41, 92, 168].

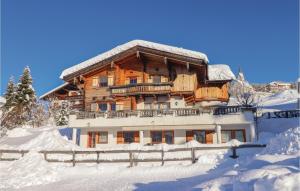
[261, 109, 300, 119]
[0, 144, 266, 167]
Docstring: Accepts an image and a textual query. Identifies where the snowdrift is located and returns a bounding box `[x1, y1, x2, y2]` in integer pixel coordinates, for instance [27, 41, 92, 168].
[0, 126, 78, 150]
[262, 126, 300, 155]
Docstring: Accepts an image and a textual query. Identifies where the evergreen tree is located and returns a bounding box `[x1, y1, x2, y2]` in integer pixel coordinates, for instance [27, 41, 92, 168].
[3, 76, 17, 110]
[56, 101, 69, 126]
[15, 66, 37, 125]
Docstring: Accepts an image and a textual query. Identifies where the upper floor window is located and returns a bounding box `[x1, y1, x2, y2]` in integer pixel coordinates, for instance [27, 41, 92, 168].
[129, 77, 137, 84]
[152, 76, 161, 83]
[99, 76, 108, 87]
[99, 103, 108, 112]
[111, 103, 116, 111]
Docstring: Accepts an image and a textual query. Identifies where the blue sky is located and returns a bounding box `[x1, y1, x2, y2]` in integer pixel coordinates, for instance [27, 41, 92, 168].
[1, 0, 299, 96]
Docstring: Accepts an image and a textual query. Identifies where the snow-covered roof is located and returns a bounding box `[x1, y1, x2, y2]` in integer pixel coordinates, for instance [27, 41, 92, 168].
[60, 40, 209, 79]
[208, 64, 236, 81]
[269, 81, 292, 86]
[39, 82, 69, 99]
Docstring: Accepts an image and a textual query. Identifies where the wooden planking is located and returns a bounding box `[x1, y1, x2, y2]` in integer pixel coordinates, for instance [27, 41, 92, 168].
[194, 82, 229, 101]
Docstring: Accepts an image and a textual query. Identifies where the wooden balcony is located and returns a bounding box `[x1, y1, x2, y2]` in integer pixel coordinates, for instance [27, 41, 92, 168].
[109, 83, 173, 95]
[65, 95, 84, 100]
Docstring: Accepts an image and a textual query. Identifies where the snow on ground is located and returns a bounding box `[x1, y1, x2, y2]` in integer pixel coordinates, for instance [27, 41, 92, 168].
[0, 125, 299, 191]
[0, 126, 78, 151]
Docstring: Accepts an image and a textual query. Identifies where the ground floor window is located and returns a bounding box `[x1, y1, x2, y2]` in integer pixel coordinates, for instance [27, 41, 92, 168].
[151, 130, 174, 144]
[117, 131, 139, 144]
[88, 131, 108, 148]
[186, 130, 213, 144]
[221, 130, 245, 143]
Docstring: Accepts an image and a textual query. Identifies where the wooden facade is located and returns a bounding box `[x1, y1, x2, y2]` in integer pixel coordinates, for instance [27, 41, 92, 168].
[42, 45, 231, 112]
[63, 50, 230, 112]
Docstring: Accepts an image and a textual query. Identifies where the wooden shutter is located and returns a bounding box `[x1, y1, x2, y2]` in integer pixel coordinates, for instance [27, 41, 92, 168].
[205, 131, 214, 144]
[96, 132, 100, 144]
[108, 75, 114, 86]
[88, 132, 92, 148]
[92, 77, 99, 87]
[125, 78, 130, 85]
[91, 103, 98, 112]
[186, 131, 194, 142]
[117, 132, 124, 144]
[134, 131, 140, 143]
[137, 76, 142, 83]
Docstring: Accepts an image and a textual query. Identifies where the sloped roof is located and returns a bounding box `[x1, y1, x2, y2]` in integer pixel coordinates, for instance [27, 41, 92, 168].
[208, 64, 236, 81]
[60, 40, 209, 79]
[39, 82, 69, 99]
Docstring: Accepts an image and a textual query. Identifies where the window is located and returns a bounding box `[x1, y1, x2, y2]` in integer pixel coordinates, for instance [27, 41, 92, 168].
[129, 77, 137, 84]
[99, 76, 108, 87]
[152, 76, 161, 83]
[221, 130, 245, 143]
[193, 131, 206, 143]
[235, 130, 245, 142]
[98, 132, 108, 144]
[151, 131, 162, 144]
[123, 132, 135, 143]
[99, 103, 107, 112]
[111, 103, 116, 111]
[88, 131, 108, 147]
[92, 77, 99, 87]
[164, 131, 174, 144]
[151, 131, 174, 144]
[91, 103, 98, 112]
[221, 131, 232, 143]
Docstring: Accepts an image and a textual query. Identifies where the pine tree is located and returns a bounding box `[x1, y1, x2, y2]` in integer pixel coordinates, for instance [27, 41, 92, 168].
[56, 101, 69, 126]
[15, 66, 37, 125]
[3, 76, 17, 110]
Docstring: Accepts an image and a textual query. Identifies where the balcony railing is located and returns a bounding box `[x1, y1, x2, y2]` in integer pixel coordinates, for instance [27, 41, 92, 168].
[110, 83, 173, 95]
[74, 108, 215, 119]
[65, 95, 84, 100]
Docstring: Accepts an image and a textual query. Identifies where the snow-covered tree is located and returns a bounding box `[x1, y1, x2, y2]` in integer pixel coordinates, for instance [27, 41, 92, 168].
[229, 70, 258, 107]
[3, 76, 17, 110]
[14, 66, 37, 125]
[56, 101, 69, 126]
[1, 77, 18, 129]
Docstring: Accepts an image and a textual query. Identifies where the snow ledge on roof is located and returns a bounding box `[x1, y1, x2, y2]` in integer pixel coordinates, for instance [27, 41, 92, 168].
[60, 40, 209, 79]
[208, 64, 236, 81]
[39, 82, 69, 99]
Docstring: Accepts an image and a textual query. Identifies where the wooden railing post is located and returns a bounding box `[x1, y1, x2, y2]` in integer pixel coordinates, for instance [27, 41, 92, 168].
[96, 151, 100, 164]
[129, 151, 133, 167]
[43, 152, 47, 161]
[230, 147, 238, 159]
[72, 151, 76, 167]
[191, 148, 196, 163]
[161, 149, 164, 166]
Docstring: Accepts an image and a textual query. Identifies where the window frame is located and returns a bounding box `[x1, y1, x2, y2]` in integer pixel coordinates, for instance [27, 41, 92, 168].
[99, 76, 108, 87]
[129, 77, 137, 85]
[98, 103, 108, 112]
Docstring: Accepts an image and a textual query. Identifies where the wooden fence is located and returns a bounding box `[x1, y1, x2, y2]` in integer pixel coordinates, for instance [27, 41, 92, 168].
[0, 144, 266, 167]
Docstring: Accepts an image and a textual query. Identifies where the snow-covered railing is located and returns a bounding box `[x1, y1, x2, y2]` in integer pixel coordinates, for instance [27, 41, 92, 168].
[73, 108, 212, 119]
[0, 144, 266, 167]
[261, 109, 300, 119]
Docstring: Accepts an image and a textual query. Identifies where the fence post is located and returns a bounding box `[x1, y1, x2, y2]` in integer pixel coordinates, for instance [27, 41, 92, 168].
[96, 151, 100, 164]
[230, 147, 238, 159]
[161, 150, 164, 166]
[191, 148, 196, 164]
[43, 152, 47, 161]
[129, 151, 133, 167]
[21, 151, 25, 157]
[72, 151, 76, 167]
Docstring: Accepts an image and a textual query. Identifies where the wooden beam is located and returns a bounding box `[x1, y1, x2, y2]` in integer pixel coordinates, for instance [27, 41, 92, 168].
[136, 51, 140, 59]
[164, 57, 168, 65]
[186, 62, 190, 70]
[111, 61, 115, 68]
